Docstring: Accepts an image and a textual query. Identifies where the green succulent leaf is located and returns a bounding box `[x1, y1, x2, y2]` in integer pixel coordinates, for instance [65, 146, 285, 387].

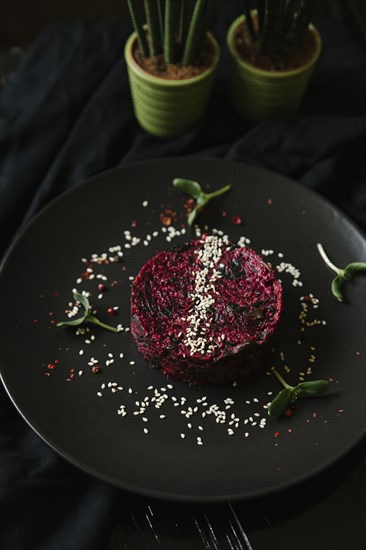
[172, 178, 202, 199]
[268, 387, 295, 419]
[295, 380, 331, 398]
[331, 276, 344, 302]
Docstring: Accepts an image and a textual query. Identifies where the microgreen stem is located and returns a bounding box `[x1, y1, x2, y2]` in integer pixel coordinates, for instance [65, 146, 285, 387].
[87, 315, 119, 333]
[206, 185, 232, 199]
[316, 243, 343, 276]
[271, 367, 292, 389]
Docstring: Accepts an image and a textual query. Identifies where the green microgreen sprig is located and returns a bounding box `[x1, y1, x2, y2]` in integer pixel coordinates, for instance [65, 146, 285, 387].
[269, 368, 331, 419]
[172, 178, 231, 226]
[57, 292, 119, 333]
[317, 243, 366, 302]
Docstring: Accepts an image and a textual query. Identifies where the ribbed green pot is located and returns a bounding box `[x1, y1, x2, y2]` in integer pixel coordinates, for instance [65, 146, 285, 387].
[227, 15, 322, 120]
[124, 32, 220, 138]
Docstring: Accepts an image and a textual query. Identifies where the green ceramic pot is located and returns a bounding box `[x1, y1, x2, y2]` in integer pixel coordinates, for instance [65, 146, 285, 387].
[227, 15, 322, 120]
[124, 32, 220, 138]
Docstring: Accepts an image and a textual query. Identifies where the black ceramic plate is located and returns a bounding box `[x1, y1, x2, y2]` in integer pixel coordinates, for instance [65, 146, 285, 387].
[1, 158, 365, 502]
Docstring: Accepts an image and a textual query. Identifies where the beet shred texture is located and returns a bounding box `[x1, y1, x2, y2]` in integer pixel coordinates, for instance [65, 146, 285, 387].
[131, 235, 283, 385]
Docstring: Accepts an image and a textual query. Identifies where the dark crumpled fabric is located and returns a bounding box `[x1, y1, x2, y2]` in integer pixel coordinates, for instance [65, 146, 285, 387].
[0, 4, 365, 549]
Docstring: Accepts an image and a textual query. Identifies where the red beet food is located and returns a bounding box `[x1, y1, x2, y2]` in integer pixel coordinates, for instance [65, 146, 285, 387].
[131, 235, 283, 385]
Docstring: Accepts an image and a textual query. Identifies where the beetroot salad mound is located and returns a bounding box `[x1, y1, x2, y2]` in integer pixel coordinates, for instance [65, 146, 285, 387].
[131, 235, 283, 386]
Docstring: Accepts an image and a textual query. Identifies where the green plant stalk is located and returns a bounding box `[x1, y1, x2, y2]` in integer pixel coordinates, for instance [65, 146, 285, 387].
[182, 0, 206, 66]
[175, 0, 182, 34]
[272, 0, 287, 54]
[281, 0, 296, 53]
[127, 0, 149, 57]
[260, 0, 275, 55]
[178, 0, 186, 43]
[242, 0, 256, 44]
[178, 0, 195, 49]
[157, 0, 165, 39]
[287, 0, 315, 53]
[202, 0, 218, 37]
[144, 0, 162, 56]
[164, 0, 176, 64]
[257, 0, 265, 36]
[295, 0, 316, 49]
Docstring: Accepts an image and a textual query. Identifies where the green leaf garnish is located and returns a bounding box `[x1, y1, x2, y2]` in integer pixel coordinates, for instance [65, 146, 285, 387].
[295, 380, 331, 397]
[268, 387, 294, 419]
[173, 178, 231, 226]
[343, 262, 366, 278]
[173, 178, 202, 198]
[269, 368, 331, 419]
[331, 276, 344, 303]
[57, 291, 119, 333]
[317, 243, 366, 302]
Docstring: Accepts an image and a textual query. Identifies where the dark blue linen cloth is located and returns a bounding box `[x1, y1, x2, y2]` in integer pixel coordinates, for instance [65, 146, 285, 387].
[0, 5, 366, 549]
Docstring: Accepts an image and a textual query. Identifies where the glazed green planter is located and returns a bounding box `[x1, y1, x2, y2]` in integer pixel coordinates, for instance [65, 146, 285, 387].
[124, 32, 220, 138]
[227, 15, 322, 120]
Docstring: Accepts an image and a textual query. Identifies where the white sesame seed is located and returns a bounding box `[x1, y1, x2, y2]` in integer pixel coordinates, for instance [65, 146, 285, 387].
[97, 392, 102, 397]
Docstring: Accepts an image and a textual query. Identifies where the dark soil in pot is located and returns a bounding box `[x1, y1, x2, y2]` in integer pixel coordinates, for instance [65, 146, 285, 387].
[133, 35, 216, 80]
[234, 17, 317, 72]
